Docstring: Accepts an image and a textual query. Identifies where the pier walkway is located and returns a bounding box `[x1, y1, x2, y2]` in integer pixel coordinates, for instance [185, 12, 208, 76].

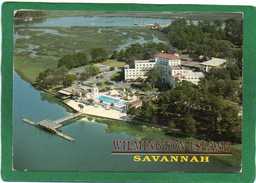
[54, 112, 82, 126]
[23, 112, 83, 142]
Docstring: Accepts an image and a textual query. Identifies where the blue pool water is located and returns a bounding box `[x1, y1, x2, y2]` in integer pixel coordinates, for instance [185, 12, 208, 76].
[97, 95, 126, 106]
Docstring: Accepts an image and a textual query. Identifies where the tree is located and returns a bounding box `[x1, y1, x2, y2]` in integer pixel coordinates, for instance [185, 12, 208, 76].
[78, 104, 84, 111]
[199, 67, 241, 103]
[90, 48, 108, 62]
[111, 43, 169, 64]
[58, 52, 89, 69]
[198, 95, 240, 141]
[36, 69, 50, 84]
[138, 99, 158, 123]
[111, 70, 124, 82]
[63, 74, 77, 87]
[146, 66, 172, 91]
[80, 65, 100, 81]
[161, 18, 242, 61]
[168, 121, 176, 130]
[36, 67, 68, 89]
[131, 76, 241, 142]
[109, 66, 115, 71]
[225, 18, 242, 46]
[232, 48, 242, 75]
[85, 64, 100, 76]
[176, 115, 197, 136]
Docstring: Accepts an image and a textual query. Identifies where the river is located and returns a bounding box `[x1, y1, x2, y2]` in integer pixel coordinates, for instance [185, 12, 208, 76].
[21, 16, 172, 27]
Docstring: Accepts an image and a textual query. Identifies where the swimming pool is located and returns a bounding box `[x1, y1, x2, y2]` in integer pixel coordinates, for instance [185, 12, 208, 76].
[97, 95, 126, 107]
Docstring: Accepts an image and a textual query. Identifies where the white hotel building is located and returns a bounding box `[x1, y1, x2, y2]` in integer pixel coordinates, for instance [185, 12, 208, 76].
[124, 53, 204, 85]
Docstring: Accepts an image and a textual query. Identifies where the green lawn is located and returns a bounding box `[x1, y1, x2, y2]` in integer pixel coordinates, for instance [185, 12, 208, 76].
[212, 144, 241, 167]
[101, 59, 126, 67]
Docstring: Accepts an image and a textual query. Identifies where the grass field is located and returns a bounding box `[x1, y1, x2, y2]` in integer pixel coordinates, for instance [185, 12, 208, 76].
[14, 26, 167, 82]
[101, 59, 126, 67]
[213, 144, 241, 167]
[14, 55, 58, 82]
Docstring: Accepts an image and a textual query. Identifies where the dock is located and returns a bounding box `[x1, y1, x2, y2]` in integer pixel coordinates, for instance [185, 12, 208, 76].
[23, 118, 36, 126]
[23, 112, 83, 142]
[53, 112, 82, 126]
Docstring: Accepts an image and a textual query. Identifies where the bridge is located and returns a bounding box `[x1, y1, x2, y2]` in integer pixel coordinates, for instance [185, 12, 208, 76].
[23, 112, 83, 142]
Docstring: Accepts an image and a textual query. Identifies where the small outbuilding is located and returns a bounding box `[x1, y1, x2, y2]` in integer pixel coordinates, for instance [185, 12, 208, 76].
[200, 57, 227, 72]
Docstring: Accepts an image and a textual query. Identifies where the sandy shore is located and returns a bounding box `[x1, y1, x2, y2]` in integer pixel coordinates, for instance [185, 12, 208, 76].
[65, 100, 128, 121]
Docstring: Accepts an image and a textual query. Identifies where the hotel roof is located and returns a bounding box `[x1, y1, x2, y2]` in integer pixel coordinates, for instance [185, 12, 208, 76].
[135, 59, 154, 63]
[155, 53, 180, 60]
[200, 57, 227, 67]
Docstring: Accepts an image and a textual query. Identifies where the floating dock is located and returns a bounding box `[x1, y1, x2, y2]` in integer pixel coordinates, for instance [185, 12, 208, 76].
[23, 112, 82, 142]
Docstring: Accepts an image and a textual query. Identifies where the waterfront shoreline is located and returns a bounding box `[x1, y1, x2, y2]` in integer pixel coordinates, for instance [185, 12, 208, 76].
[64, 99, 129, 121]
[15, 72, 241, 169]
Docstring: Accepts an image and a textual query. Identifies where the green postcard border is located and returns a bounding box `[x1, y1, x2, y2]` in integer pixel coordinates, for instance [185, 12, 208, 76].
[1, 2, 256, 183]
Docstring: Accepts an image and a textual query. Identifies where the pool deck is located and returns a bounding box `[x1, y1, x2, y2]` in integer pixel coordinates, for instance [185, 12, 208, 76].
[65, 100, 129, 121]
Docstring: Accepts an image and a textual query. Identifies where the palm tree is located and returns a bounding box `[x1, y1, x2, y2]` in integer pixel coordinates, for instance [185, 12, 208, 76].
[78, 103, 84, 112]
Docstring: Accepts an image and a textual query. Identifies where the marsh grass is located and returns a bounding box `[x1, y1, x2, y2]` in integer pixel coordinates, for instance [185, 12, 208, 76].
[14, 26, 167, 82]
